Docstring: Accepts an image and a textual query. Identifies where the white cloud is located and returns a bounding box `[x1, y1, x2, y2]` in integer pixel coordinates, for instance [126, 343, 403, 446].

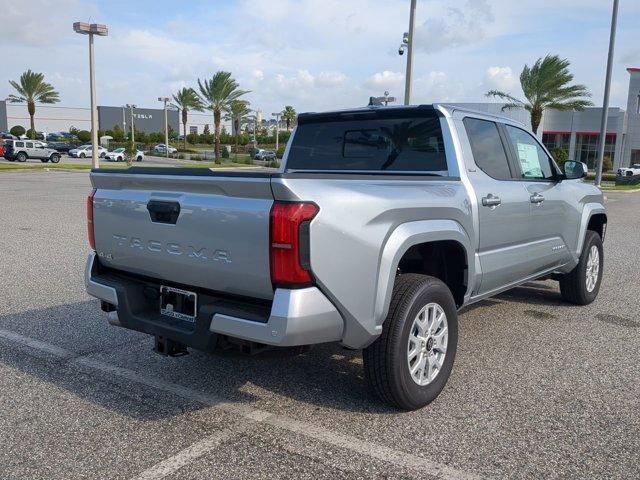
[317, 71, 347, 87]
[364, 71, 405, 90]
[414, 0, 495, 53]
[483, 66, 520, 93]
[252, 70, 265, 81]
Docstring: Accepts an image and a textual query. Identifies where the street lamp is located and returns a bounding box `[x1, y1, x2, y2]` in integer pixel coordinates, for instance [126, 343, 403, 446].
[271, 112, 282, 153]
[158, 97, 170, 158]
[73, 22, 108, 169]
[595, 0, 620, 187]
[126, 104, 136, 144]
[398, 0, 417, 105]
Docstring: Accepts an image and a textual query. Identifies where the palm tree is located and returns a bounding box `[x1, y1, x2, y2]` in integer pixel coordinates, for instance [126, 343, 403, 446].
[197, 72, 249, 163]
[225, 99, 251, 159]
[486, 55, 593, 134]
[8, 70, 60, 139]
[172, 87, 204, 150]
[282, 105, 297, 131]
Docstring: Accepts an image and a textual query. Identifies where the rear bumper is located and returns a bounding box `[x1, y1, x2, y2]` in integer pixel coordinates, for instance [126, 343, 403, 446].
[84, 252, 344, 349]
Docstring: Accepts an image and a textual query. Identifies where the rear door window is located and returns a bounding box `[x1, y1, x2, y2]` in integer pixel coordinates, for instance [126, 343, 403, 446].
[463, 118, 512, 180]
[287, 114, 449, 174]
[16, 141, 24, 148]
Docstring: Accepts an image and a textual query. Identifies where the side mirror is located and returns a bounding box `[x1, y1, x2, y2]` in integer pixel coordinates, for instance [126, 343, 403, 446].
[563, 161, 588, 180]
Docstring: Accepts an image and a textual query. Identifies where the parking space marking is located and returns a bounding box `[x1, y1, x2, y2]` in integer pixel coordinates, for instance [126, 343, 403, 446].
[130, 429, 239, 480]
[0, 327, 480, 480]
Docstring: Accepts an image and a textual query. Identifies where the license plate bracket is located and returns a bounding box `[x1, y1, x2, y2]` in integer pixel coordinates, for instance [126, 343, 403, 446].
[160, 286, 197, 323]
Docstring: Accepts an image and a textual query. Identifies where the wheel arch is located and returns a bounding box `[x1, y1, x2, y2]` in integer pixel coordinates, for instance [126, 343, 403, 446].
[374, 220, 473, 329]
[576, 205, 607, 255]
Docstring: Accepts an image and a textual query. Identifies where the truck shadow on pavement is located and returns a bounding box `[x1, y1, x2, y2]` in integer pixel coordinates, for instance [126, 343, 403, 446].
[0, 300, 393, 418]
[0, 281, 573, 419]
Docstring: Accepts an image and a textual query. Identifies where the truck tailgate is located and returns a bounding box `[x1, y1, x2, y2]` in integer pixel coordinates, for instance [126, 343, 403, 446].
[90, 171, 275, 300]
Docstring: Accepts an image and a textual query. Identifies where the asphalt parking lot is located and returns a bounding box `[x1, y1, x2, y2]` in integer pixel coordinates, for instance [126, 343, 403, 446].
[0, 171, 638, 479]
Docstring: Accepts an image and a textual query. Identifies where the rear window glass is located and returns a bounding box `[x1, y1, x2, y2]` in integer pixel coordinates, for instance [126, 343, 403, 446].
[463, 118, 512, 180]
[287, 116, 448, 174]
[16, 141, 24, 147]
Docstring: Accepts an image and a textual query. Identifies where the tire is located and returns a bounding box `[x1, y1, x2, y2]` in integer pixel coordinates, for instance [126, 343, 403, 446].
[363, 274, 458, 410]
[117, 156, 123, 162]
[136, 156, 142, 162]
[17, 152, 27, 162]
[100, 152, 105, 158]
[559, 230, 603, 305]
[80, 153, 86, 158]
[49, 154, 60, 164]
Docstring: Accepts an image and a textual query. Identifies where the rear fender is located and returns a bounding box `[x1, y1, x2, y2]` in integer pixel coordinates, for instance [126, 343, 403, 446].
[374, 219, 473, 329]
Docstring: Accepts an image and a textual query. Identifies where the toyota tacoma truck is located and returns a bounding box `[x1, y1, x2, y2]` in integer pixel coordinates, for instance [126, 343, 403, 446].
[85, 104, 607, 410]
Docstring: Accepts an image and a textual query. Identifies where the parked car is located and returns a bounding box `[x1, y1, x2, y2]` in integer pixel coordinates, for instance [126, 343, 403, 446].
[3, 139, 61, 163]
[0, 145, 5, 158]
[85, 104, 606, 411]
[254, 149, 277, 161]
[617, 164, 640, 177]
[105, 148, 144, 162]
[153, 144, 178, 154]
[48, 142, 79, 153]
[0, 132, 17, 140]
[69, 144, 107, 158]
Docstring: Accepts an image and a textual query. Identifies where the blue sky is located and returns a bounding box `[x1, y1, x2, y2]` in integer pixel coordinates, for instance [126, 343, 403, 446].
[2, 0, 639, 115]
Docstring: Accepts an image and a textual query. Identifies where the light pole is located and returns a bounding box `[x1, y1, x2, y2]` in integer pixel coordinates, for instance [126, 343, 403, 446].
[126, 104, 136, 144]
[73, 22, 108, 169]
[158, 97, 170, 158]
[595, 0, 620, 187]
[398, 0, 417, 105]
[271, 112, 282, 153]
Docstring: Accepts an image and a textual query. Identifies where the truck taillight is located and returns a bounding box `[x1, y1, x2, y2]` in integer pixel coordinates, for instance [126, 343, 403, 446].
[87, 188, 96, 250]
[270, 202, 318, 287]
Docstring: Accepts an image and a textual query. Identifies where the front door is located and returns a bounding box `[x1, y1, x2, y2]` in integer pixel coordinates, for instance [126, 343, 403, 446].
[461, 117, 536, 296]
[502, 124, 574, 271]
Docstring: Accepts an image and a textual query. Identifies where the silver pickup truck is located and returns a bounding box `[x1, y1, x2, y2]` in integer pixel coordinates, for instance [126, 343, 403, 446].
[85, 104, 606, 410]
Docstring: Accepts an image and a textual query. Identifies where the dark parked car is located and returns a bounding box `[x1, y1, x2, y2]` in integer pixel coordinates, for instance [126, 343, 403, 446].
[48, 142, 79, 153]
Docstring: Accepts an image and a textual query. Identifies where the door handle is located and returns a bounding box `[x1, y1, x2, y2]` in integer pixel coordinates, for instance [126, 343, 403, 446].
[481, 194, 501, 208]
[530, 193, 545, 205]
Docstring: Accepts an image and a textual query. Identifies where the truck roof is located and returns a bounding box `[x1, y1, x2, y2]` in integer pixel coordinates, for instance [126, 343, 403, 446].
[298, 103, 526, 128]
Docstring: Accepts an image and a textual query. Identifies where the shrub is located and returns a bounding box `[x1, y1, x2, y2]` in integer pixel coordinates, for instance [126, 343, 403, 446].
[552, 148, 569, 170]
[276, 145, 286, 158]
[124, 140, 137, 166]
[76, 130, 91, 142]
[222, 147, 230, 159]
[10, 125, 26, 137]
[602, 155, 613, 172]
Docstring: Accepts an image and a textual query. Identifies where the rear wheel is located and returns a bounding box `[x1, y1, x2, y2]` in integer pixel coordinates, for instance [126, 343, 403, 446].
[17, 152, 27, 162]
[559, 230, 603, 305]
[363, 274, 458, 410]
[49, 154, 60, 164]
[80, 152, 86, 158]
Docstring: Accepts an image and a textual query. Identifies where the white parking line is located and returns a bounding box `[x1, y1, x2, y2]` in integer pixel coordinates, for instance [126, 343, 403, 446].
[130, 429, 238, 480]
[0, 327, 481, 480]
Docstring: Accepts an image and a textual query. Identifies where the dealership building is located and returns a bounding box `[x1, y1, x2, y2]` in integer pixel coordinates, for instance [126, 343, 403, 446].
[1, 68, 640, 168]
[0, 103, 231, 139]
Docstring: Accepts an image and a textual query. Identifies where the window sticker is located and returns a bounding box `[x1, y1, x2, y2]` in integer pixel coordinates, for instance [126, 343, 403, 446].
[516, 142, 542, 178]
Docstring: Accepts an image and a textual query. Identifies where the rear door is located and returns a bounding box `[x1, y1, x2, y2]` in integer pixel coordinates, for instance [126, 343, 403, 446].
[91, 172, 276, 300]
[461, 117, 535, 295]
[25, 141, 36, 158]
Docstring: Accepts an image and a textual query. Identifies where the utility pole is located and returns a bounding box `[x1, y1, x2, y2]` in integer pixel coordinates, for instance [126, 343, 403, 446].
[158, 97, 170, 158]
[403, 0, 417, 105]
[271, 112, 282, 153]
[73, 22, 108, 169]
[595, 0, 620, 187]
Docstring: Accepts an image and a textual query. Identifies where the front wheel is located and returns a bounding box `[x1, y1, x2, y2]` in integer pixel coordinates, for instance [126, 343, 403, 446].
[559, 230, 603, 305]
[79, 153, 86, 158]
[49, 154, 60, 164]
[363, 274, 458, 410]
